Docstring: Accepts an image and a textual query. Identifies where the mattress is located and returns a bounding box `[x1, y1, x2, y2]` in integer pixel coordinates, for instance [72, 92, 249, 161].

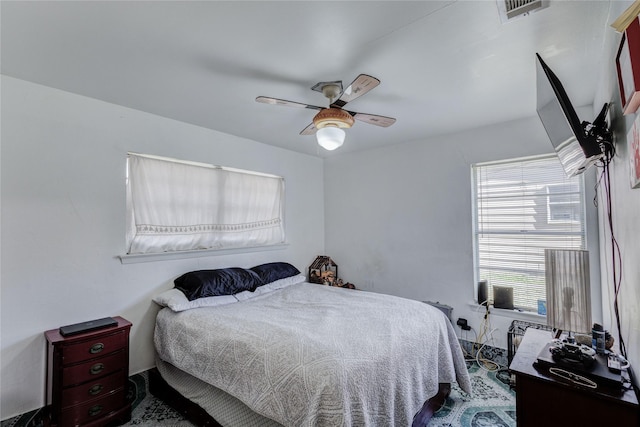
[155, 356, 282, 427]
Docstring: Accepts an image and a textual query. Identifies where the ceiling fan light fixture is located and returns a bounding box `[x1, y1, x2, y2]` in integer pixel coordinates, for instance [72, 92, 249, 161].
[313, 108, 353, 150]
[316, 126, 345, 151]
[312, 108, 355, 129]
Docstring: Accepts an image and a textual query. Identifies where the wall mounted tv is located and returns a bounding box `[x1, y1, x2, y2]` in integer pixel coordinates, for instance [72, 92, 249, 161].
[536, 53, 612, 177]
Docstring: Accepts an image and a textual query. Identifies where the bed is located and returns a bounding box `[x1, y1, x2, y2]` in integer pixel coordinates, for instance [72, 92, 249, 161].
[152, 263, 472, 426]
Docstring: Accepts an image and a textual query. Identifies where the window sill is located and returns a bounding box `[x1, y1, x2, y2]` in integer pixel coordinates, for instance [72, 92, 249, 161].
[118, 242, 289, 264]
[467, 302, 547, 322]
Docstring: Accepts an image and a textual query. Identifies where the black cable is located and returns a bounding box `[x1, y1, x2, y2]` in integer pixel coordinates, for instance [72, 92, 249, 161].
[596, 152, 626, 359]
[593, 141, 614, 206]
[627, 365, 640, 400]
[608, 161, 625, 358]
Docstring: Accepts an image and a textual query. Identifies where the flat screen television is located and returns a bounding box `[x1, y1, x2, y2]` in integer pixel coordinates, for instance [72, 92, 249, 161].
[536, 53, 611, 176]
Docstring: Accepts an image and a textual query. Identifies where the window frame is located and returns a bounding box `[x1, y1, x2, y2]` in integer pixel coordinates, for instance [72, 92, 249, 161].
[545, 183, 582, 224]
[471, 154, 588, 313]
[122, 152, 286, 261]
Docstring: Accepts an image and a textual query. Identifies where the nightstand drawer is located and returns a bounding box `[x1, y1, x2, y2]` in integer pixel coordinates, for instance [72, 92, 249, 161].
[60, 388, 126, 427]
[61, 370, 125, 409]
[61, 330, 128, 365]
[62, 350, 127, 387]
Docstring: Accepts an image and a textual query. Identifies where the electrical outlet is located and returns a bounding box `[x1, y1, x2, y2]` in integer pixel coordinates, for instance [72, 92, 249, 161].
[456, 318, 471, 331]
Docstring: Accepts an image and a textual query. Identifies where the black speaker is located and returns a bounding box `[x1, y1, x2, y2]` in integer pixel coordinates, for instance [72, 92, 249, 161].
[493, 286, 514, 310]
[477, 280, 488, 306]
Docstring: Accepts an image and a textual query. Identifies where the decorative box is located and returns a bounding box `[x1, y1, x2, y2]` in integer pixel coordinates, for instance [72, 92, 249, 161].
[308, 256, 338, 285]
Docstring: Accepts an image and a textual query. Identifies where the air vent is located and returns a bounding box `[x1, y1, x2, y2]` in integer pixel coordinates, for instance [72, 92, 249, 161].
[497, 0, 549, 23]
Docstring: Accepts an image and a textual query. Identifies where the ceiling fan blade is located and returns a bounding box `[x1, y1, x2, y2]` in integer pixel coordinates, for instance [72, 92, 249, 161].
[256, 96, 323, 111]
[352, 112, 396, 127]
[331, 74, 380, 108]
[300, 123, 317, 135]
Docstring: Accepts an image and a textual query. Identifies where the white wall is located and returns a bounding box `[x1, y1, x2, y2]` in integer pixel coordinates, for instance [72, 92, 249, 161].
[599, 113, 640, 385]
[324, 115, 602, 350]
[0, 76, 325, 418]
[594, 0, 640, 386]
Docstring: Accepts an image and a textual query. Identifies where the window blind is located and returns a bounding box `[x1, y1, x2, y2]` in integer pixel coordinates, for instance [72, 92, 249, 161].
[472, 155, 586, 311]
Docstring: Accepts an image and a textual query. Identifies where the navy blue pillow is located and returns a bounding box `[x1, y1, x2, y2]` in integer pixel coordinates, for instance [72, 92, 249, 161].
[250, 262, 300, 285]
[174, 268, 264, 301]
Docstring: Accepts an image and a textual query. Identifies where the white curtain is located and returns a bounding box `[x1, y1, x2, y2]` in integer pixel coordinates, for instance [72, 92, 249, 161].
[126, 153, 284, 255]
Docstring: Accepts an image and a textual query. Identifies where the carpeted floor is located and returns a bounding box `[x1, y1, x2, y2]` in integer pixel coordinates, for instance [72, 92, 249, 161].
[1, 361, 515, 427]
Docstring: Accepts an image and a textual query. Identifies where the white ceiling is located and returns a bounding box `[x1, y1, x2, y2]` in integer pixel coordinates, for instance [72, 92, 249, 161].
[1, 1, 615, 157]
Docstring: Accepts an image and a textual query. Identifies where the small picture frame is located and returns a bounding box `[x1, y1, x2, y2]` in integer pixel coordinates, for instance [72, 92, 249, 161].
[616, 17, 640, 115]
[537, 300, 547, 316]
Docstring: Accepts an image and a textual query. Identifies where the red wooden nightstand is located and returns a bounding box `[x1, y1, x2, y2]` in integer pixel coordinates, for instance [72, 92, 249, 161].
[45, 316, 132, 427]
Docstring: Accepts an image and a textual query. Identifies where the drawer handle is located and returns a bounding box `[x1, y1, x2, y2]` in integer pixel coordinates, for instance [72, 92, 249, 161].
[88, 405, 103, 417]
[88, 384, 103, 396]
[89, 343, 104, 354]
[89, 363, 104, 375]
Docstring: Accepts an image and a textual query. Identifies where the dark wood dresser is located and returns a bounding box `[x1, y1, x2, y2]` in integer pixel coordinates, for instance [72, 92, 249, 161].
[510, 327, 639, 426]
[45, 316, 132, 427]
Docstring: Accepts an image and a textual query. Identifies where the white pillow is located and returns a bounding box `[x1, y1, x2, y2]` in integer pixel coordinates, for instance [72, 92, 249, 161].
[235, 274, 307, 301]
[262, 274, 307, 291]
[234, 286, 268, 301]
[153, 288, 237, 312]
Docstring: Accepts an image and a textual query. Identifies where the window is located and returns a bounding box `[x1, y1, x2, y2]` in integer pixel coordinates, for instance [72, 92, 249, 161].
[546, 183, 581, 223]
[126, 153, 285, 255]
[472, 155, 586, 312]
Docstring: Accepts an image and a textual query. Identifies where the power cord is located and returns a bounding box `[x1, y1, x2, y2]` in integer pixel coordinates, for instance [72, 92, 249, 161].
[460, 304, 503, 372]
[594, 150, 627, 360]
[476, 324, 500, 371]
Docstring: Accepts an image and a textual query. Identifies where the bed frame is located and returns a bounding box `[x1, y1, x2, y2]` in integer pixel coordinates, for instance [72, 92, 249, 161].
[148, 367, 451, 427]
[149, 368, 222, 427]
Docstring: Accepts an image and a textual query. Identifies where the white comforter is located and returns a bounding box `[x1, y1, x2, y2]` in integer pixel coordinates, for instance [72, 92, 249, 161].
[155, 283, 471, 427]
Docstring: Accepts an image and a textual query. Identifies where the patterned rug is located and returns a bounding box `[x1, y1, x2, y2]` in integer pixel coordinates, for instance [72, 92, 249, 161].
[1, 362, 515, 427]
[429, 363, 516, 427]
[125, 372, 194, 426]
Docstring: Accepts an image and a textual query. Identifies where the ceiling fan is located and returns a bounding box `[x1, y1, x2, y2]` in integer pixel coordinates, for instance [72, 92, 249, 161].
[256, 74, 396, 150]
